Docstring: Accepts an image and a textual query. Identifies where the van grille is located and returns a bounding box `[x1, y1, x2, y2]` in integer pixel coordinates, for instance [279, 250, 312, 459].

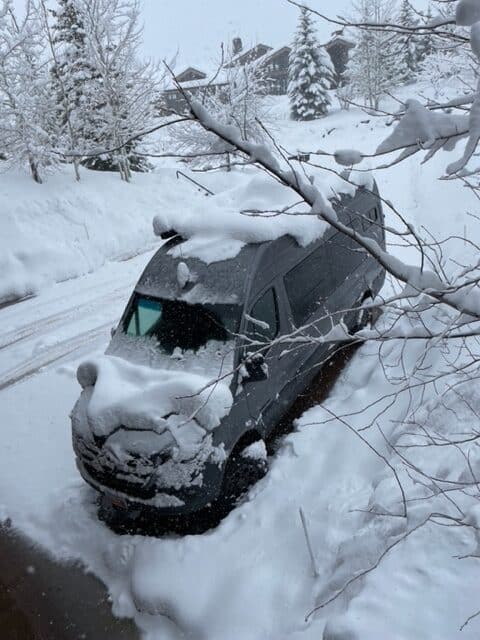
[84, 462, 156, 500]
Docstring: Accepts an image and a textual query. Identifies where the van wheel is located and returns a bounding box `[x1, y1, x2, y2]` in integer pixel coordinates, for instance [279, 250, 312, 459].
[218, 440, 268, 511]
[353, 293, 376, 333]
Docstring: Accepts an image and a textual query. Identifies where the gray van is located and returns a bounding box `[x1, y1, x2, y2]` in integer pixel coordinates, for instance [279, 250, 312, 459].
[71, 183, 385, 527]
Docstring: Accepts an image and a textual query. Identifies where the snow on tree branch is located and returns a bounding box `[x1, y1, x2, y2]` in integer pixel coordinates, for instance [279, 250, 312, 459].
[188, 97, 480, 322]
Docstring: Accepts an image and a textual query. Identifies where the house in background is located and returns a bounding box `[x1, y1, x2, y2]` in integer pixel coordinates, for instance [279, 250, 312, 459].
[161, 66, 228, 114]
[325, 32, 355, 86]
[224, 42, 274, 68]
[161, 34, 355, 113]
[175, 67, 207, 84]
[260, 46, 291, 95]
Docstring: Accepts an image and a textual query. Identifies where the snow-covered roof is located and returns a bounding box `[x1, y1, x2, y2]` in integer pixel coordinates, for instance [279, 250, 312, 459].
[325, 34, 355, 49]
[224, 43, 273, 69]
[176, 67, 207, 82]
[260, 45, 291, 65]
[165, 70, 229, 91]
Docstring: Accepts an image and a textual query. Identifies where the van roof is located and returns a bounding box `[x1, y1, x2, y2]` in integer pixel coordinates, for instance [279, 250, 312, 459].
[136, 240, 260, 305]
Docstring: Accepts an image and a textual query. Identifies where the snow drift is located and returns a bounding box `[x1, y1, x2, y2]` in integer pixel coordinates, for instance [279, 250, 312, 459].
[0, 167, 183, 304]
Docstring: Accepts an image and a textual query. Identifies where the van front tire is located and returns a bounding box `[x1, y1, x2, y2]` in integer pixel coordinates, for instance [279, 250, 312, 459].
[218, 440, 268, 511]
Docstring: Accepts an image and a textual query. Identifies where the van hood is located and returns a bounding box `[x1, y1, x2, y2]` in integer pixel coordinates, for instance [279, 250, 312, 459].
[74, 355, 234, 445]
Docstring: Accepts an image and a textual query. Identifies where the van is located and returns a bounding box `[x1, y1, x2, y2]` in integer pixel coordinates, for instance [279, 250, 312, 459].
[71, 182, 385, 528]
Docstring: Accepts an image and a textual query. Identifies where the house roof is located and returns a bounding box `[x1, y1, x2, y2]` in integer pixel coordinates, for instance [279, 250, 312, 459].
[224, 43, 273, 69]
[175, 67, 207, 83]
[325, 35, 355, 50]
[260, 45, 291, 66]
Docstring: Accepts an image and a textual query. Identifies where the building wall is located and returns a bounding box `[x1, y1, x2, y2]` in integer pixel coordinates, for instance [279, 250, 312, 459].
[262, 49, 290, 95]
[326, 41, 354, 86]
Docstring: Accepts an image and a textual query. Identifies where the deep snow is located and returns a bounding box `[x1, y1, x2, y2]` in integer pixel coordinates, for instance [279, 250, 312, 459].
[1, 84, 480, 640]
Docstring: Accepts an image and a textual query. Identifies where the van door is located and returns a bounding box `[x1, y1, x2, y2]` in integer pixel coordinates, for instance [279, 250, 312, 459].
[279, 246, 337, 401]
[243, 284, 290, 434]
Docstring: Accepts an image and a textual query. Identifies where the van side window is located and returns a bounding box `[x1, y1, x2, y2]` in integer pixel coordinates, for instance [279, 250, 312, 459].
[327, 233, 366, 288]
[284, 246, 330, 327]
[247, 288, 279, 345]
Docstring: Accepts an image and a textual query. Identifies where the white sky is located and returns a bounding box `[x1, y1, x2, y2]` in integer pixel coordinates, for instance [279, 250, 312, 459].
[13, 0, 429, 74]
[143, 0, 428, 73]
[142, 0, 348, 72]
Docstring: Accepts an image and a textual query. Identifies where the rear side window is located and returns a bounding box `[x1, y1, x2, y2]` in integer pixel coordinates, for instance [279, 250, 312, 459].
[284, 246, 329, 327]
[246, 288, 279, 345]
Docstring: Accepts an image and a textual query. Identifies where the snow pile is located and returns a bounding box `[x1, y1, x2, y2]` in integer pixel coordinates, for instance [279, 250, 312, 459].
[153, 171, 365, 263]
[74, 354, 233, 438]
[0, 166, 191, 304]
[72, 353, 232, 493]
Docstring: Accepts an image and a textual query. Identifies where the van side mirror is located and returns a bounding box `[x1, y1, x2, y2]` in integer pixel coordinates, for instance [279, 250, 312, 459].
[243, 353, 268, 382]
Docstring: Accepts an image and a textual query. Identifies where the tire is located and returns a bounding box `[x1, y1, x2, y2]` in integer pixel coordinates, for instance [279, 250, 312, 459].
[352, 293, 376, 333]
[218, 441, 268, 512]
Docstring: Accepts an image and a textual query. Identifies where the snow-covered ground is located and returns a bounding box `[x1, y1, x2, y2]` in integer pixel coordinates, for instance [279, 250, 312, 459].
[1, 86, 480, 640]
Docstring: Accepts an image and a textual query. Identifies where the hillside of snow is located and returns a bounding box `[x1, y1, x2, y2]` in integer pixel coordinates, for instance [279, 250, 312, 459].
[1, 84, 480, 640]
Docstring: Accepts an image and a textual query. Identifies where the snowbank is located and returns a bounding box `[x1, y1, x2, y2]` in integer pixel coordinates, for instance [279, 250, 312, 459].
[0, 166, 187, 304]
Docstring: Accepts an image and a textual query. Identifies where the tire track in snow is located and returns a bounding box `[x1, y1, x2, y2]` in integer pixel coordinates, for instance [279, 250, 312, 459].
[0, 287, 128, 351]
[0, 322, 111, 392]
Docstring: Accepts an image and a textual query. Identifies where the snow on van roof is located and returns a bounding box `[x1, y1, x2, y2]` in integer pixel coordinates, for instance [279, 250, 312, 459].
[153, 171, 367, 265]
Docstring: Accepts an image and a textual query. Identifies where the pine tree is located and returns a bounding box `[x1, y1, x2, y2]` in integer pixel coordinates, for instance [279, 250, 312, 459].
[396, 0, 419, 82]
[416, 4, 435, 64]
[288, 7, 334, 121]
[78, 0, 157, 179]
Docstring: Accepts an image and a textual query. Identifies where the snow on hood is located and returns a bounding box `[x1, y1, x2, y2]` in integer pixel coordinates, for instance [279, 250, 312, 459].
[76, 355, 233, 440]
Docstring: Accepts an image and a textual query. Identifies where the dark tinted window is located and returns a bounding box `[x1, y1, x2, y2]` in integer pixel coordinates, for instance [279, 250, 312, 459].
[327, 233, 366, 290]
[285, 234, 368, 327]
[247, 288, 279, 345]
[124, 295, 240, 353]
[284, 246, 331, 327]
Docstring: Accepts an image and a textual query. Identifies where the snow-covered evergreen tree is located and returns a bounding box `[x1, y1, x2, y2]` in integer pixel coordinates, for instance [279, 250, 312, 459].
[346, 0, 401, 110]
[396, 0, 419, 82]
[415, 4, 435, 64]
[74, 0, 159, 179]
[44, 0, 99, 179]
[288, 7, 334, 121]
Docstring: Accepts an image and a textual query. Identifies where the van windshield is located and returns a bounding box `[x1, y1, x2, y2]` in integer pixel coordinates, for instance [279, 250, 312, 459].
[124, 295, 241, 354]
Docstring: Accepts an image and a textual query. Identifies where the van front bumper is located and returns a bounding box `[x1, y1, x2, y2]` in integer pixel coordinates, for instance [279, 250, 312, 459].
[75, 450, 224, 518]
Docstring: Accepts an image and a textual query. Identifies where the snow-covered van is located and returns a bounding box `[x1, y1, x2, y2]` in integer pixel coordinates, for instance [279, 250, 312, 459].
[71, 182, 385, 528]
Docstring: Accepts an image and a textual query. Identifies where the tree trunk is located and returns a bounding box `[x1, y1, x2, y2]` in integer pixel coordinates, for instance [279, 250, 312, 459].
[29, 156, 42, 184]
[73, 158, 81, 182]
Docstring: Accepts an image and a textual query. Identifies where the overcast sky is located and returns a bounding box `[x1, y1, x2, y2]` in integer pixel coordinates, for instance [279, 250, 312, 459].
[141, 0, 428, 72]
[13, 0, 428, 74]
[143, 0, 353, 72]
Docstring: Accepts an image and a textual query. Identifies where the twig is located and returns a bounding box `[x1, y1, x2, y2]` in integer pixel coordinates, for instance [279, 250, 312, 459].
[299, 507, 320, 578]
